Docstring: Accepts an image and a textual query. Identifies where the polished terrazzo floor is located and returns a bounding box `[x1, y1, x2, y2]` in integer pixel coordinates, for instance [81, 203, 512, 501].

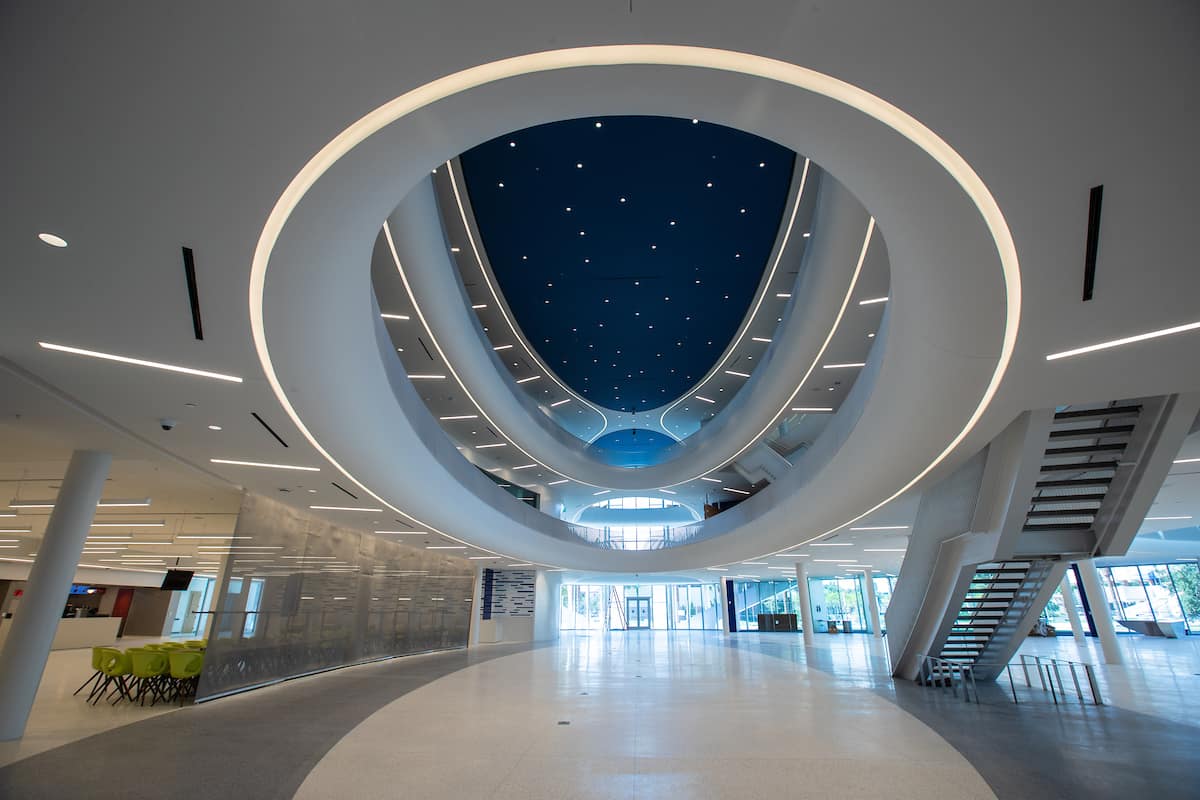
[2, 632, 1197, 799]
[297, 633, 993, 799]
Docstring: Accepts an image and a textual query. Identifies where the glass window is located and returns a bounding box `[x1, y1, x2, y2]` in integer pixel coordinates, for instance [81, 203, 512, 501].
[1107, 566, 1155, 621]
[1166, 563, 1200, 631]
[559, 583, 722, 630]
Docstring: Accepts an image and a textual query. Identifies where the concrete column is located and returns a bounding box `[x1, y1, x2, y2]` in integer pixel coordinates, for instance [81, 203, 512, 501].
[1059, 574, 1087, 645]
[796, 562, 814, 646]
[1076, 560, 1123, 665]
[467, 565, 483, 647]
[0, 450, 111, 740]
[715, 579, 730, 633]
[532, 570, 562, 642]
[863, 569, 882, 638]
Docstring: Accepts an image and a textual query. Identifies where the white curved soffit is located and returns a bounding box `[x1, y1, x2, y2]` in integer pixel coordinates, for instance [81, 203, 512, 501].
[249, 45, 1021, 570]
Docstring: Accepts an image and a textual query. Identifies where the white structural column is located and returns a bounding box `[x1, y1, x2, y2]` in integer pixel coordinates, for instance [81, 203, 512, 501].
[1075, 560, 1123, 665]
[716, 579, 731, 633]
[0, 450, 111, 741]
[863, 569, 882, 638]
[467, 565, 484, 647]
[796, 561, 814, 646]
[532, 570, 563, 642]
[1059, 574, 1087, 645]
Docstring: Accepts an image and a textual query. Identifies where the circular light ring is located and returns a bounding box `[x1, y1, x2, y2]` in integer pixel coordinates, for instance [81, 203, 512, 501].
[38, 232, 68, 248]
[250, 45, 1020, 568]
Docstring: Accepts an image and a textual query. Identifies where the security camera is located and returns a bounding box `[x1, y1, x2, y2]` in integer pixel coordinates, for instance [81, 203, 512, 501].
[159, 418, 177, 431]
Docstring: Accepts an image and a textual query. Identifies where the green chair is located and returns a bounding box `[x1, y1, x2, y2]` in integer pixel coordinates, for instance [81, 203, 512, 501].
[166, 650, 204, 704]
[73, 646, 106, 700]
[128, 648, 170, 706]
[92, 647, 133, 705]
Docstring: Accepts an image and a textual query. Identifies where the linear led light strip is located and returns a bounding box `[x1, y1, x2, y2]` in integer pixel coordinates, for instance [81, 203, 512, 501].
[445, 159, 609, 441]
[38, 342, 243, 383]
[385, 222, 575, 489]
[659, 158, 811, 439]
[1046, 319, 1200, 361]
[8, 498, 151, 509]
[247, 45, 1020, 574]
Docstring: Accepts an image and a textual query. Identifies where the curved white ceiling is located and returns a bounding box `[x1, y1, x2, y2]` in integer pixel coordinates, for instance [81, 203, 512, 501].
[249, 50, 1016, 571]
[6, 9, 1200, 580]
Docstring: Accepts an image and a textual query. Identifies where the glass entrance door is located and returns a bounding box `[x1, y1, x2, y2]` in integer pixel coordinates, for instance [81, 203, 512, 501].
[628, 597, 651, 629]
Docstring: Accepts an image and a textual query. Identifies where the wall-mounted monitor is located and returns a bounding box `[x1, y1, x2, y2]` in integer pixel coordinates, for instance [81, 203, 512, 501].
[160, 569, 194, 591]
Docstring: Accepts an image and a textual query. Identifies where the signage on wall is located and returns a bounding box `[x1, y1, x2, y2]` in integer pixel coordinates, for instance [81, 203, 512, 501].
[69, 584, 104, 595]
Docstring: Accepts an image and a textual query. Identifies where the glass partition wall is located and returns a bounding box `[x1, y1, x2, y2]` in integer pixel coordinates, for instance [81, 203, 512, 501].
[561, 575, 897, 634]
[560, 584, 721, 630]
[1084, 562, 1199, 635]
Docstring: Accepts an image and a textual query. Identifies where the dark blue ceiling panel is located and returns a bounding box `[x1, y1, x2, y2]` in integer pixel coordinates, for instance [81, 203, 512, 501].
[587, 428, 679, 468]
[460, 116, 795, 413]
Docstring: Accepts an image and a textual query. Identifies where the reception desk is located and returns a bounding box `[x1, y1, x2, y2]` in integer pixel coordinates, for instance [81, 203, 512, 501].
[0, 616, 122, 651]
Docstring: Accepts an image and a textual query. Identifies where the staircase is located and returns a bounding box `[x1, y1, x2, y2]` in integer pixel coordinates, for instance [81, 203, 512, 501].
[939, 560, 1057, 668]
[888, 393, 1200, 684]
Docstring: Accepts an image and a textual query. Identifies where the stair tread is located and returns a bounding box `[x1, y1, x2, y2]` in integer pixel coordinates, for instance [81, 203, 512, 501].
[1048, 424, 1135, 439]
[1038, 460, 1119, 473]
[1053, 405, 1141, 421]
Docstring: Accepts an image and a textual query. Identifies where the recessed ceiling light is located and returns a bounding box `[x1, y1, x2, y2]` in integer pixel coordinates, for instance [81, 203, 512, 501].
[775, 292, 792, 298]
[439, 415, 478, 421]
[752, 337, 772, 343]
[758, 162, 766, 167]
[724, 370, 750, 378]
[723, 487, 750, 495]
[380, 313, 410, 320]
[516, 375, 541, 384]
[210, 458, 320, 471]
[207, 424, 222, 431]
[471, 303, 487, 310]
[1174, 457, 1200, 464]
[497, 182, 504, 188]
[802, 232, 812, 238]
[1145, 516, 1192, 521]
[450, 246, 461, 253]
[593, 489, 611, 496]
[38, 232, 69, 248]
[408, 374, 445, 380]
[858, 296, 889, 305]
[512, 464, 537, 470]
[811, 542, 853, 547]
[476, 442, 506, 449]
[705, 181, 713, 188]
[38, 342, 242, 383]
[849, 525, 910, 531]
[700, 477, 721, 483]
[694, 395, 715, 404]
[493, 344, 513, 351]
[548, 479, 569, 486]
[309, 505, 382, 513]
[868, 332, 876, 338]
[576, 163, 583, 169]
[792, 407, 833, 412]
[1047, 318, 1200, 361]
[823, 362, 866, 369]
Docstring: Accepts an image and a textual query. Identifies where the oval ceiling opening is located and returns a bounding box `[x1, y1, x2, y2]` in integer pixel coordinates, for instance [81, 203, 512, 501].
[459, 115, 796, 413]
